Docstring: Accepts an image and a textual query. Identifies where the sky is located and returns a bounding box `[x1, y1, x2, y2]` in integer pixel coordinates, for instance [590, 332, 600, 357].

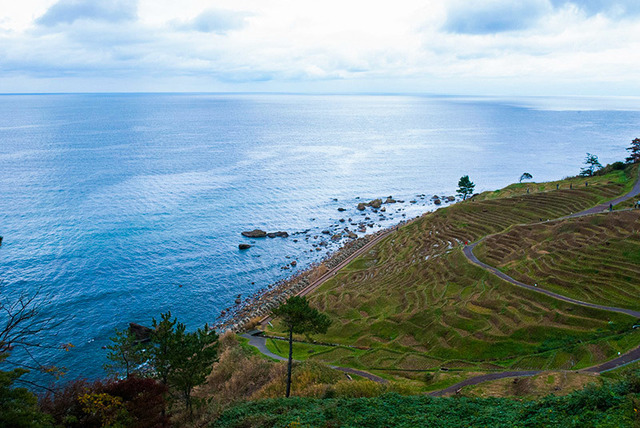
[1, 0, 640, 95]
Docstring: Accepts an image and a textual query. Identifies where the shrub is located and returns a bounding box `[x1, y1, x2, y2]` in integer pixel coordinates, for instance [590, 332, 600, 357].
[40, 376, 168, 428]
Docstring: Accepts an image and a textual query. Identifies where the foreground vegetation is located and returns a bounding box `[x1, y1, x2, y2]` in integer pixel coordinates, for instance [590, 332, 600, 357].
[212, 369, 640, 428]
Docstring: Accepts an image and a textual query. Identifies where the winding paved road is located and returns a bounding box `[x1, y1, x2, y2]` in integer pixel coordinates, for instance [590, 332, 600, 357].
[464, 169, 640, 320]
[246, 167, 640, 395]
[463, 243, 640, 318]
[436, 168, 640, 396]
[241, 331, 388, 383]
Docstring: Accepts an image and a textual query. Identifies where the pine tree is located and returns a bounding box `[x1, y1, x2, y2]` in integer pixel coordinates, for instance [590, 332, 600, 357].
[519, 172, 533, 183]
[272, 296, 330, 398]
[167, 323, 218, 414]
[626, 138, 640, 164]
[104, 328, 147, 378]
[580, 153, 602, 176]
[457, 175, 475, 200]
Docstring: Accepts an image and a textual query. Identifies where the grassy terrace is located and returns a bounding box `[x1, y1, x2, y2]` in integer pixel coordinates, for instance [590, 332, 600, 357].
[264, 165, 640, 380]
[474, 210, 640, 311]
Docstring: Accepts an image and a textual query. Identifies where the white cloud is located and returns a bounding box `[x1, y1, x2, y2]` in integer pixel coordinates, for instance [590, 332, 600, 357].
[36, 0, 137, 26]
[443, 0, 551, 34]
[175, 8, 251, 34]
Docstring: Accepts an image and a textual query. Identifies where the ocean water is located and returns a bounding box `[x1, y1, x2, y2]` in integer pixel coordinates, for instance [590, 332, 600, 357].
[0, 93, 639, 382]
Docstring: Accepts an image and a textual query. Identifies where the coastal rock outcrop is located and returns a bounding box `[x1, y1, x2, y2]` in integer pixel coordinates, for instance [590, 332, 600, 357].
[129, 323, 153, 342]
[241, 229, 267, 238]
[369, 199, 382, 209]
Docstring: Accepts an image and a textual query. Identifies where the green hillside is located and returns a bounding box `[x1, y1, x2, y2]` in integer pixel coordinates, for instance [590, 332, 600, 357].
[263, 165, 640, 384]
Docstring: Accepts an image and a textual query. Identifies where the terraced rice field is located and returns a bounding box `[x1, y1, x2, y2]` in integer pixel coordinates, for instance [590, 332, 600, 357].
[266, 166, 640, 374]
[474, 210, 640, 311]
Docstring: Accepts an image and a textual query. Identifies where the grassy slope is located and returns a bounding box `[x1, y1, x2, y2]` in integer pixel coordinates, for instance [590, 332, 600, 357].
[474, 210, 640, 310]
[264, 165, 640, 378]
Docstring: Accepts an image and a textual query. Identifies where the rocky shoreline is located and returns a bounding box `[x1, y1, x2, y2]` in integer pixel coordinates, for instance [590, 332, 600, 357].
[213, 219, 412, 333]
[215, 192, 458, 333]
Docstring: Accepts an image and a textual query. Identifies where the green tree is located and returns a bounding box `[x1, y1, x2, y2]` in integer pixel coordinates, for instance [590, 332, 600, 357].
[272, 296, 331, 398]
[150, 312, 178, 386]
[519, 172, 533, 183]
[0, 363, 53, 428]
[580, 153, 603, 176]
[104, 328, 146, 378]
[167, 323, 218, 414]
[456, 175, 475, 200]
[147, 312, 218, 414]
[626, 137, 640, 164]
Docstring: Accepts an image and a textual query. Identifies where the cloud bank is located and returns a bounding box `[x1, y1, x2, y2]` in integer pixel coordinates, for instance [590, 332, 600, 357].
[0, 0, 639, 94]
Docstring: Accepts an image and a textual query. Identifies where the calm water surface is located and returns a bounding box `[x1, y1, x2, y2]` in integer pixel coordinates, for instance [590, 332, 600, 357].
[0, 93, 638, 381]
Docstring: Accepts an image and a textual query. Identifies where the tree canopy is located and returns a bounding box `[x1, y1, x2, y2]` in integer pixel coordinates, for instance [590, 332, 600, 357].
[457, 175, 475, 200]
[104, 328, 146, 378]
[626, 137, 640, 164]
[579, 153, 602, 177]
[519, 172, 533, 183]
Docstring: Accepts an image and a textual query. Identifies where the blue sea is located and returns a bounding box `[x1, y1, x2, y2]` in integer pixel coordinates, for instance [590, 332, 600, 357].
[0, 93, 639, 382]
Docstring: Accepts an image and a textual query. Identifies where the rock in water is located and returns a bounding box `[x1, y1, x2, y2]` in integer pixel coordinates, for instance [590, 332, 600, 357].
[337, 207, 346, 212]
[129, 323, 153, 342]
[369, 199, 382, 209]
[267, 232, 277, 238]
[241, 229, 267, 238]
[239, 244, 252, 250]
[357, 203, 366, 211]
[274, 231, 289, 238]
